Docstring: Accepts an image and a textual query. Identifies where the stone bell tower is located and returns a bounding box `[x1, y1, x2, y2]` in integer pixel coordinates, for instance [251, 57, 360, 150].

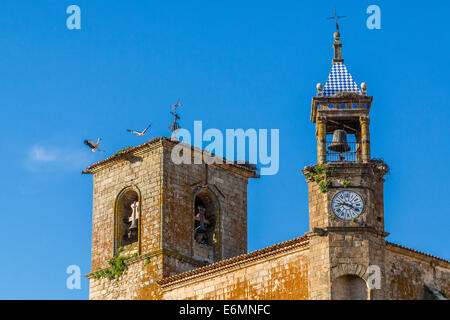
[303, 29, 389, 300]
[85, 137, 258, 299]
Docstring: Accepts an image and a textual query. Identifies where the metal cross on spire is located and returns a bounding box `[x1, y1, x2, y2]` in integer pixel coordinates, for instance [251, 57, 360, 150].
[326, 8, 346, 32]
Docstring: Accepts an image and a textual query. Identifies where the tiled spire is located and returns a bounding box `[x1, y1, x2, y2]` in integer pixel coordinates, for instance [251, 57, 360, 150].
[322, 31, 362, 97]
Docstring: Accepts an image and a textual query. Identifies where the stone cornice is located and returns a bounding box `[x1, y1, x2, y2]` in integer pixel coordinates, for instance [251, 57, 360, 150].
[302, 160, 389, 181]
[325, 226, 389, 238]
[85, 248, 207, 279]
[311, 95, 373, 123]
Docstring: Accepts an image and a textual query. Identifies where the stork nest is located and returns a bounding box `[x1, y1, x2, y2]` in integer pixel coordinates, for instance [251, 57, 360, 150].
[370, 158, 390, 175]
[332, 92, 364, 98]
[113, 146, 133, 156]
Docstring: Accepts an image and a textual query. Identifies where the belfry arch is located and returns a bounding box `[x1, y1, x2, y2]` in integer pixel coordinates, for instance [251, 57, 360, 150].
[114, 186, 141, 255]
[192, 186, 221, 262]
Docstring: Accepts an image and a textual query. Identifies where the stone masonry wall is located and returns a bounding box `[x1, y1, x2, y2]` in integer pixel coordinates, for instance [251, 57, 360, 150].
[161, 243, 310, 300]
[385, 244, 450, 300]
[305, 162, 388, 299]
[90, 144, 164, 272]
[161, 143, 250, 272]
[88, 143, 166, 299]
[88, 139, 255, 299]
[89, 255, 163, 300]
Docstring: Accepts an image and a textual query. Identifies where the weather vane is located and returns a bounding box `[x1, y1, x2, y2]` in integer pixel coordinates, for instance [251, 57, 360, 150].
[326, 8, 346, 32]
[169, 99, 182, 134]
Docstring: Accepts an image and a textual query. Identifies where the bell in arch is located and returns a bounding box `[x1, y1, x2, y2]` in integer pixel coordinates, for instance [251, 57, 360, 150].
[127, 219, 138, 239]
[127, 201, 139, 239]
[328, 130, 351, 153]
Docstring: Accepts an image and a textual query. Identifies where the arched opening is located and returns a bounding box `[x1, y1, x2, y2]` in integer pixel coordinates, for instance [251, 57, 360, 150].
[192, 187, 220, 263]
[115, 188, 140, 254]
[331, 275, 368, 300]
[193, 193, 216, 246]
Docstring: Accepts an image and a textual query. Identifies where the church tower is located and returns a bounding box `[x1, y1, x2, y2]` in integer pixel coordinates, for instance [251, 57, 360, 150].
[85, 138, 258, 299]
[303, 29, 389, 299]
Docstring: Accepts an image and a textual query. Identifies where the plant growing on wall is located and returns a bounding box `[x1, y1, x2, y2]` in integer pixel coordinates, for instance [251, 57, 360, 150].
[305, 164, 335, 193]
[319, 180, 332, 193]
[342, 179, 351, 188]
[92, 247, 137, 280]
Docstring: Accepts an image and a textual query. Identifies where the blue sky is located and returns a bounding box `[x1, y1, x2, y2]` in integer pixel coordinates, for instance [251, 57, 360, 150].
[0, 1, 449, 299]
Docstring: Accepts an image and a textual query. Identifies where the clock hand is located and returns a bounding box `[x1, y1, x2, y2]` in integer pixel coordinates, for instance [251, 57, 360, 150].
[342, 202, 359, 212]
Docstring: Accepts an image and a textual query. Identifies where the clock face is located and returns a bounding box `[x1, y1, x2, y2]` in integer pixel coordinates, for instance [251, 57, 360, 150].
[331, 190, 365, 221]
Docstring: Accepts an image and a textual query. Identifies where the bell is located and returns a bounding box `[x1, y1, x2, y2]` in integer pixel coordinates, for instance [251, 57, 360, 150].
[127, 219, 138, 238]
[328, 130, 351, 153]
[197, 223, 206, 233]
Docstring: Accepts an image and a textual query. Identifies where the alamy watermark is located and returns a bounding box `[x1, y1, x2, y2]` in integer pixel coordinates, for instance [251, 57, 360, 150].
[66, 5, 379, 31]
[66, 265, 81, 290]
[170, 121, 279, 176]
[366, 265, 381, 289]
[366, 5, 381, 30]
[66, 5, 81, 30]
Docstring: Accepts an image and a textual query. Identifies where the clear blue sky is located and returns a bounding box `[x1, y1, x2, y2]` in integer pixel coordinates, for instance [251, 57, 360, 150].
[0, 1, 449, 299]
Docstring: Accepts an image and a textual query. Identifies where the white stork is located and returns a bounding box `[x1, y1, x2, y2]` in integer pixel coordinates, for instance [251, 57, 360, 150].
[84, 138, 104, 152]
[127, 124, 151, 137]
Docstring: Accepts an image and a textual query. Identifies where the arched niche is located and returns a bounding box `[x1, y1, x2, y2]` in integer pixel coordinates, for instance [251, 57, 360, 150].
[192, 186, 221, 262]
[331, 275, 368, 300]
[114, 186, 141, 255]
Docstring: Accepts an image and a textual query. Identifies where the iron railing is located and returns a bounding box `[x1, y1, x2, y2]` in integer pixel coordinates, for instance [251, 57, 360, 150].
[326, 141, 358, 163]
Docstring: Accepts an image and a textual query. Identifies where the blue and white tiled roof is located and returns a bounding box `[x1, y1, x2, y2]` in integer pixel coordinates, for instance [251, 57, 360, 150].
[322, 62, 361, 96]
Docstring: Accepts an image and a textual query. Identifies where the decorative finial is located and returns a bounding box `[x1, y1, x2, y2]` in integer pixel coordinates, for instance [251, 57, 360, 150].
[361, 82, 367, 94]
[169, 99, 182, 134]
[327, 8, 346, 64]
[316, 83, 323, 96]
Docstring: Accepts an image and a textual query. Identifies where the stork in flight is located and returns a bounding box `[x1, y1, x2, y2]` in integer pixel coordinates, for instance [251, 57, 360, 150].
[84, 138, 104, 152]
[127, 124, 151, 137]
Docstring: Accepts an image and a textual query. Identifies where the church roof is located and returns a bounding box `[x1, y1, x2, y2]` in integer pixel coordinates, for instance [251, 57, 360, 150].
[83, 136, 259, 177]
[322, 62, 361, 96]
[386, 241, 450, 264]
[157, 234, 310, 287]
